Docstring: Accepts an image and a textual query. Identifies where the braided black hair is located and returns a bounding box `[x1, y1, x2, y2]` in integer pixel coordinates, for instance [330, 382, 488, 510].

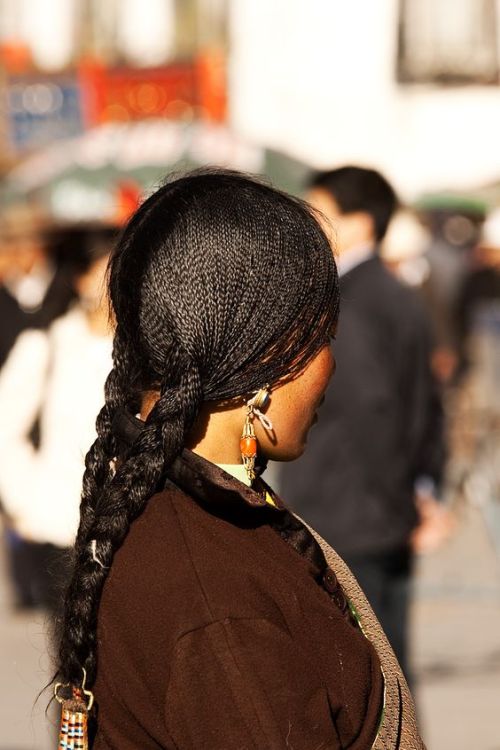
[57, 168, 340, 688]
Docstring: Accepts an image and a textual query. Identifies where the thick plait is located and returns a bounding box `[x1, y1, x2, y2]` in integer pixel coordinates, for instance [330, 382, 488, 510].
[55, 327, 143, 676]
[75, 330, 133, 542]
[60, 363, 202, 685]
[56, 168, 340, 690]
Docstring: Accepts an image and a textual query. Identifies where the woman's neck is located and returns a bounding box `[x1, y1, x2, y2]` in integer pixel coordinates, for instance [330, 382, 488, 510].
[141, 393, 244, 464]
[189, 406, 243, 463]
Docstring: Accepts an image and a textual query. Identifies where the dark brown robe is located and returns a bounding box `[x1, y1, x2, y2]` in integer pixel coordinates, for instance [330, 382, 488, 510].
[93, 450, 383, 749]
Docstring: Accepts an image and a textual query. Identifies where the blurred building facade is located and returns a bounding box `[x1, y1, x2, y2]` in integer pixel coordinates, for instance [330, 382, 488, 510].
[0, 0, 228, 168]
[229, 0, 500, 197]
[2, 0, 500, 201]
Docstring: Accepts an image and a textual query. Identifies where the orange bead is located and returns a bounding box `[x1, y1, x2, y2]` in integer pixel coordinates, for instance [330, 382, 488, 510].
[240, 435, 257, 457]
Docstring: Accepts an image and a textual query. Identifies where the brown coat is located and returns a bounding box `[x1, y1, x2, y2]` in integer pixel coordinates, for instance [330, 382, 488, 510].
[93, 450, 384, 749]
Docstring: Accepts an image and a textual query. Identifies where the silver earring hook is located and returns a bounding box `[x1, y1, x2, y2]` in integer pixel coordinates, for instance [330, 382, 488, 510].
[253, 408, 273, 432]
[247, 387, 273, 432]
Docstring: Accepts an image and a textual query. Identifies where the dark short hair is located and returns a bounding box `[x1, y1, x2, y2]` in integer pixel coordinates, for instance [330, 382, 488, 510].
[310, 166, 398, 241]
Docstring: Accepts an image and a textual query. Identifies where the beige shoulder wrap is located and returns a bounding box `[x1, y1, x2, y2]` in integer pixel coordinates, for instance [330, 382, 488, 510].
[302, 519, 426, 750]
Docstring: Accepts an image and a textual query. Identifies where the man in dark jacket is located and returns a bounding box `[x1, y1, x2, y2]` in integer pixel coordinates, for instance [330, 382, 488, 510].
[280, 166, 445, 679]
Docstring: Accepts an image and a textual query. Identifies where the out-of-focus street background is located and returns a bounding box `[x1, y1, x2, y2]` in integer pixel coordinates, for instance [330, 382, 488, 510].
[1, 1, 500, 748]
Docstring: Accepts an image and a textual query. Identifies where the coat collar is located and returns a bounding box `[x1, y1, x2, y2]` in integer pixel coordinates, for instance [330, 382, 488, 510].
[110, 406, 285, 511]
[166, 451, 354, 621]
[165, 449, 285, 512]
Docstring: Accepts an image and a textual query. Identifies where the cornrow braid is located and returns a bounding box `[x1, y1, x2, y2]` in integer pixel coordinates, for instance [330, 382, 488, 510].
[57, 168, 340, 691]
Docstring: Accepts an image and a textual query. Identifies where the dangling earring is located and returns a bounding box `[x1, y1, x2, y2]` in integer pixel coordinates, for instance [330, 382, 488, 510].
[240, 385, 273, 484]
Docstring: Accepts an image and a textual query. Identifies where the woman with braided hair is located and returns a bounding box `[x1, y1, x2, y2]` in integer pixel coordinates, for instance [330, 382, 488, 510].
[54, 169, 423, 749]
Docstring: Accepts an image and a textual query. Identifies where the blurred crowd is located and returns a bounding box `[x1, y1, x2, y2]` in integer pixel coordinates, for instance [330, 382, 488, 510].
[1, 161, 500, 684]
[0, 211, 116, 609]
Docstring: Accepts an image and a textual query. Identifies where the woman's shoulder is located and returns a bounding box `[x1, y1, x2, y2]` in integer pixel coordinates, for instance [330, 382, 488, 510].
[98, 480, 283, 644]
[97, 483, 209, 658]
[99, 481, 230, 622]
[106, 482, 195, 587]
[105, 479, 263, 599]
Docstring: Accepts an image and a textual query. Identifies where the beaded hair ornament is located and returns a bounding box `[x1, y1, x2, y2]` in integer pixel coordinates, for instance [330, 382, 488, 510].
[54, 668, 94, 749]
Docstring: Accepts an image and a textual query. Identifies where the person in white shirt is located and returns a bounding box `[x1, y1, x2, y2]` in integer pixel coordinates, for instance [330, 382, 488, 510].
[0, 235, 114, 609]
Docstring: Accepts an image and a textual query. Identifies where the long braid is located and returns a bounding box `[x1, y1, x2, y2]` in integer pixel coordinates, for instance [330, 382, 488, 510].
[60, 358, 202, 684]
[77, 331, 133, 541]
[57, 168, 340, 691]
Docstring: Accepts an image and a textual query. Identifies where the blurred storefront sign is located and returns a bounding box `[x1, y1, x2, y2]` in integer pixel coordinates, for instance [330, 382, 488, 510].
[4, 75, 85, 154]
[4, 119, 306, 223]
[196, 49, 227, 123]
[4, 120, 261, 222]
[1, 53, 227, 160]
[80, 62, 198, 124]
[80, 55, 226, 124]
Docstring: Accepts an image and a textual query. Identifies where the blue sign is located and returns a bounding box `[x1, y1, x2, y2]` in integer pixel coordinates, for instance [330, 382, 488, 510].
[5, 76, 85, 153]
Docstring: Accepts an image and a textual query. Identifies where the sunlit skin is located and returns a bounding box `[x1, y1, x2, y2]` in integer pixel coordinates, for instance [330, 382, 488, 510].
[0, 232, 46, 281]
[307, 187, 376, 257]
[141, 344, 335, 466]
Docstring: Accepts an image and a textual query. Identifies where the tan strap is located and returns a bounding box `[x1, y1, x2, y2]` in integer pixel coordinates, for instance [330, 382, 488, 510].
[299, 518, 426, 749]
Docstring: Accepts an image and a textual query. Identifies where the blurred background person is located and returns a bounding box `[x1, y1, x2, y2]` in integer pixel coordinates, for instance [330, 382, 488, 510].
[0, 203, 75, 368]
[381, 209, 448, 368]
[381, 211, 457, 555]
[280, 166, 446, 681]
[455, 207, 500, 389]
[0, 203, 77, 609]
[449, 208, 500, 507]
[0, 225, 115, 611]
[416, 201, 486, 386]
[381, 208, 432, 290]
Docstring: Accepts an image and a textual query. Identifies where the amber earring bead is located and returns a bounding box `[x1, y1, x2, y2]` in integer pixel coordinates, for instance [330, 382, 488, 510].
[240, 435, 258, 458]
